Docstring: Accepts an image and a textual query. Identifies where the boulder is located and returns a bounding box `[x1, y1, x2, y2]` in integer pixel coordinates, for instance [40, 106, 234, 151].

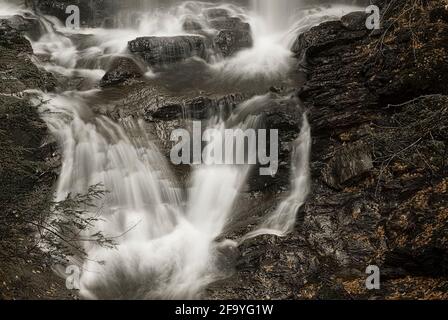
[210, 16, 253, 57]
[100, 56, 144, 87]
[128, 36, 210, 67]
[214, 29, 253, 57]
[2, 14, 43, 41]
[180, 12, 253, 58]
[340, 11, 369, 31]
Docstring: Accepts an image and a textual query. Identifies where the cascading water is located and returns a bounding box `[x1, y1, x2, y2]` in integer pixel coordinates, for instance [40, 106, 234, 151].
[251, 0, 303, 33]
[3, 0, 360, 299]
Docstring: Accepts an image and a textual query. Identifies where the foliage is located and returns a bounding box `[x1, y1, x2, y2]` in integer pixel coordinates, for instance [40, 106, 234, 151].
[0, 97, 115, 266]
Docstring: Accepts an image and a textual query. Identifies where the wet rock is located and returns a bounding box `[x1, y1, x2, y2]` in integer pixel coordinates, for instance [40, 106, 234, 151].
[209, 1, 448, 300]
[0, 47, 54, 93]
[340, 11, 369, 31]
[180, 12, 253, 57]
[100, 56, 144, 87]
[214, 29, 253, 57]
[128, 36, 210, 67]
[210, 16, 253, 57]
[2, 14, 43, 41]
[145, 94, 245, 121]
[0, 23, 56, 93]
[0, 20, 33, 53]
[225, 93, 304, 191]
[209, 17, 251, 32]
[322, 142, 373, 190]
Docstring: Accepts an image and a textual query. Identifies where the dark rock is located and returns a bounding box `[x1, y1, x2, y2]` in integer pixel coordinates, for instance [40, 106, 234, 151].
[322, 142, 373, 190]
[145, 94, 245, 122]
[209, 2, 448, 300]
[214, 29, 253, 57]
[341, 11, 369, 31]
[208, 15, 253, 57]
[181, 12, 253, 58]
[0, 20, 33, 53]
[209, 17, 251, 32]
[0, 23, 56, 93]
[224, 92, 304, 191]
[292, 20, 368, 64]
[100, 56, 144, 87]
[128, 36, 210, 67]
[429, 6, 448, 23]
[0, 47, 56, 93]
[2, 14, 44, 41]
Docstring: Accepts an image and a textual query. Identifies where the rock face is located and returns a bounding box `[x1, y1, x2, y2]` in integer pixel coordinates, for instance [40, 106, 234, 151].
[208, 0, 448, 300]
[2, 14, 44, 41]
[141, 87, 304, 192]
[0, 11, 68, 299]
[226, 92, 305, 191]
[0, 20, 56, 94]
[0, 19, 33, 53]
[322, 141, 373, 190]
[128, 36, 210, 67]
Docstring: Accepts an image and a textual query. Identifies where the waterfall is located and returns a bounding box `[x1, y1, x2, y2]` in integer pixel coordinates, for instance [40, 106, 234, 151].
[243, 114, 311, 240]
[31, 91, 266, 299]
[251, 0, 303, 33]
[4, 0, 360, 299]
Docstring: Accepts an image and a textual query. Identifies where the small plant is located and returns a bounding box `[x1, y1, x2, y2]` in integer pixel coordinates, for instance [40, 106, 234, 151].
[33, 184, 117, 264]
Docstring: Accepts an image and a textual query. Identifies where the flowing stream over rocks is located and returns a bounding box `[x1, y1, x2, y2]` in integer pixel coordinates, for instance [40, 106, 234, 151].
[1, 0, 361, 299]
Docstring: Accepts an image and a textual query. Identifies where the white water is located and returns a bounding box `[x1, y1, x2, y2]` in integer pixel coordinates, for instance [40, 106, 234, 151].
[244, 114, 311, 240]
[252, 0, 303, 33]
[26, 0, 360, 85]
[3, 0, 359, 299]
